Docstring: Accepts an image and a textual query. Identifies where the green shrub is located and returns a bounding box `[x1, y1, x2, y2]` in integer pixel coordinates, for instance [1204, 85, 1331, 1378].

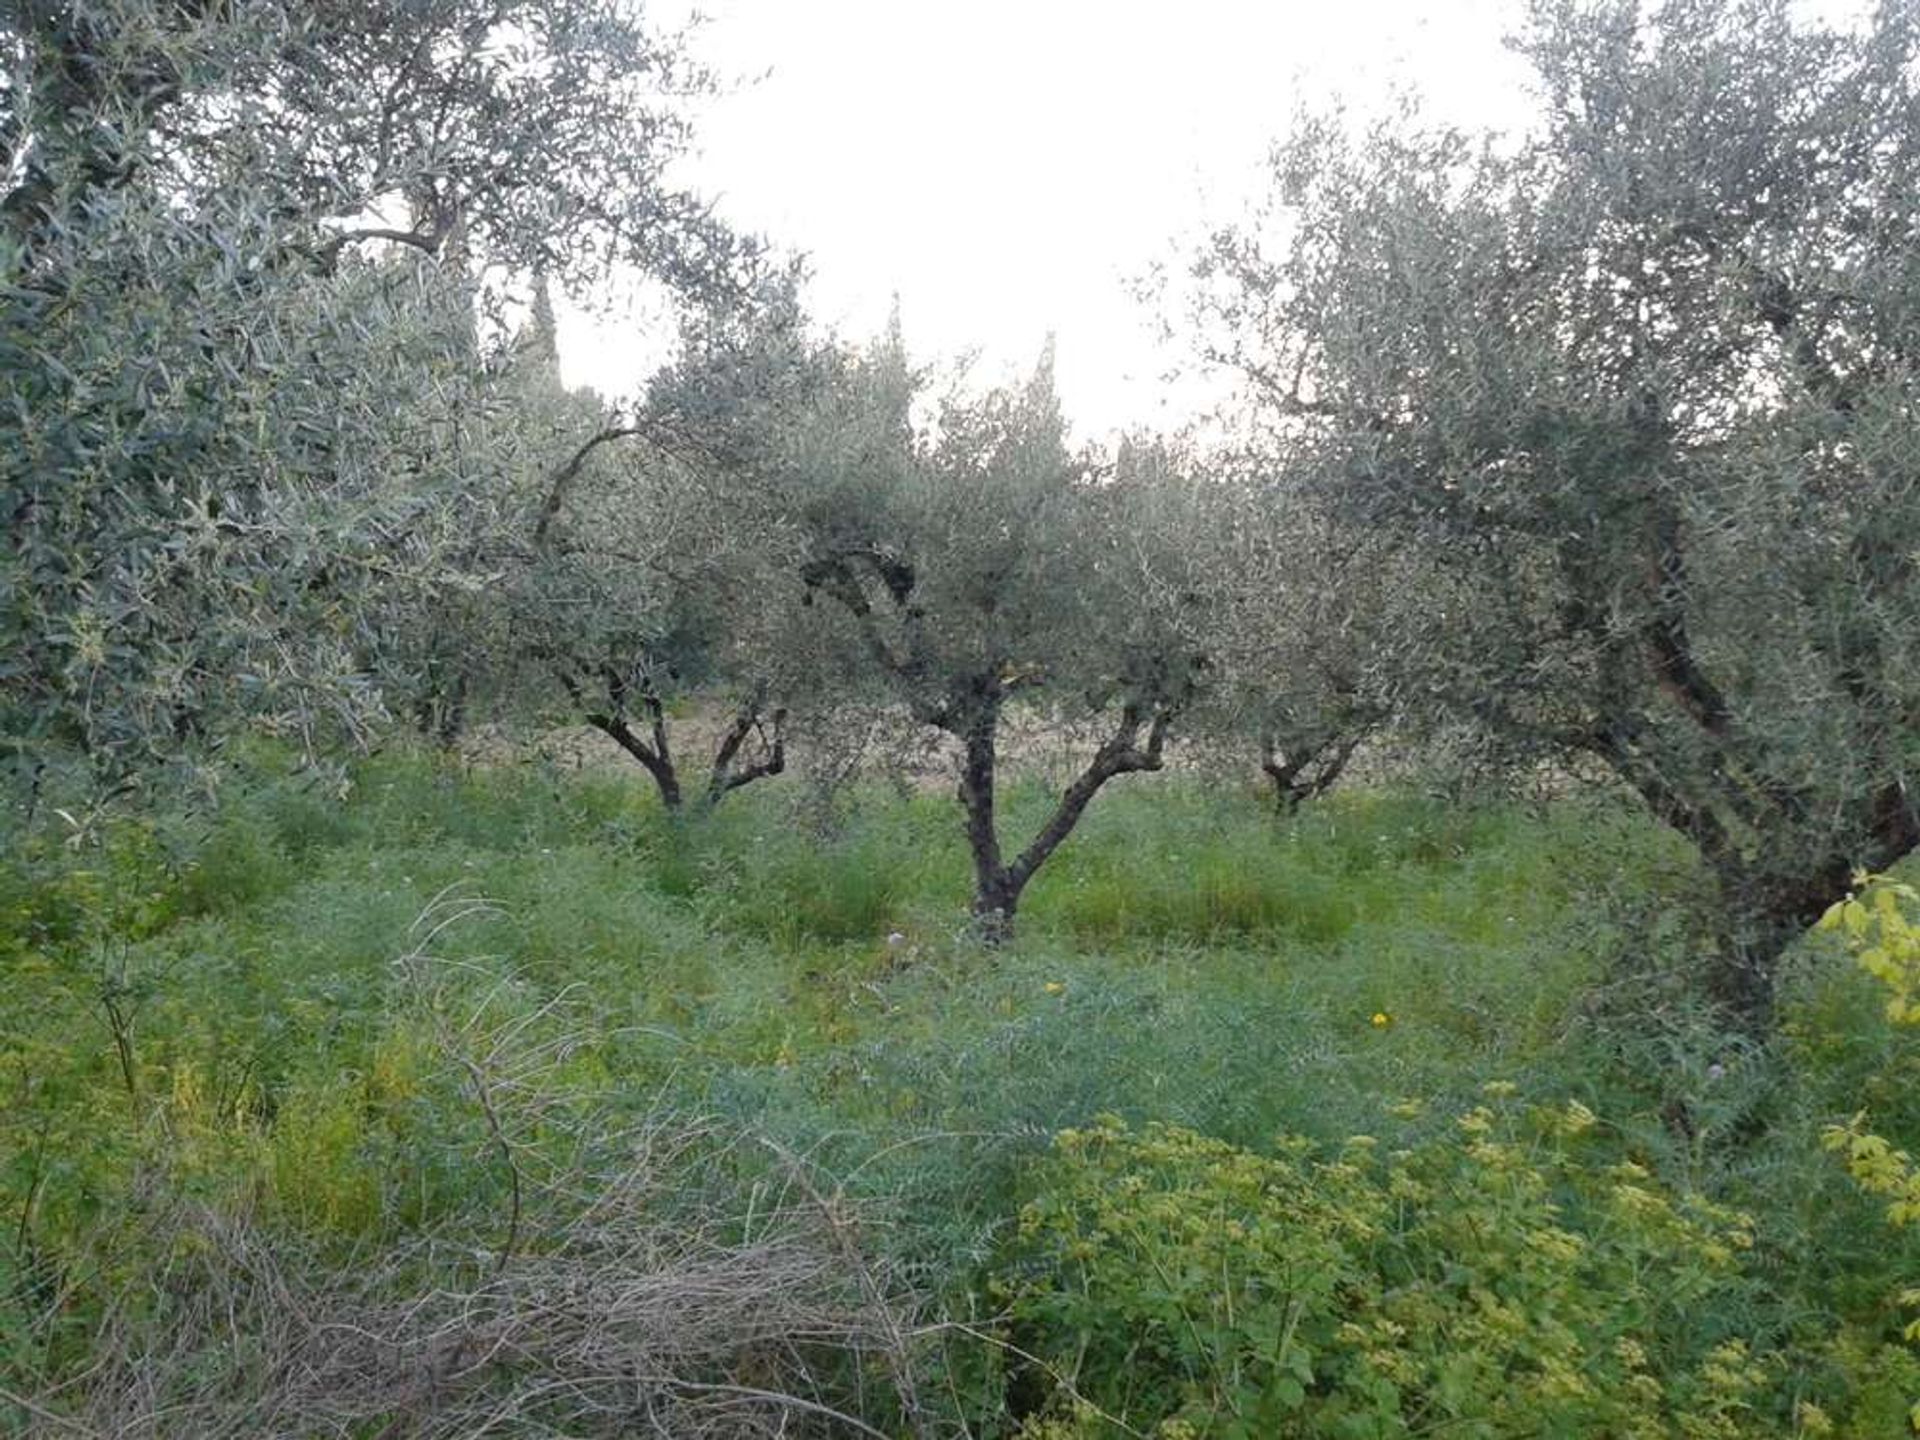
[998, 1102, 1771, 1438]
[1804, 877, 1920, 1432]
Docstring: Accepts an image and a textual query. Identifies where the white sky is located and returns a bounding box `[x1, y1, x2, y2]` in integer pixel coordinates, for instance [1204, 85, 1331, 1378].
[558, 0, 1539, 438]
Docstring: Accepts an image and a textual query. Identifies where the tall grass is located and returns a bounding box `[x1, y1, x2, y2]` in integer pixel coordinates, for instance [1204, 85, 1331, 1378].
[5, 744, 1918, 1433]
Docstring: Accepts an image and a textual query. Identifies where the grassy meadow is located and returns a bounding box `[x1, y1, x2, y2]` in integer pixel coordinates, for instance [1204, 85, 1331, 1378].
[5, 747, 1920, 1435]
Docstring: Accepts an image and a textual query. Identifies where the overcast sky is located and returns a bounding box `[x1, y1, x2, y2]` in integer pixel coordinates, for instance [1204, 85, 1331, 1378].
[558, 0, 1538, 437]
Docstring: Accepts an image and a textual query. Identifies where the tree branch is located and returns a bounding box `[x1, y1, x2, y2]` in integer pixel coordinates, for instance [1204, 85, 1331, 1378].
[1635, 474, 1732, 740]
[1006, 699, 1173, 896]
[532, 423, 659, 547]
[705, 700, 786, 805]
[802, 550, 947, 726]
[556, 664, 681, 807]
[310, 225, 444, 268]
[1262, 724, 1367, 810]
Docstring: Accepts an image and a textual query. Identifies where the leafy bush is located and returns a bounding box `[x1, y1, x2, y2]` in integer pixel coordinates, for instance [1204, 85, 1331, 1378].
[998, 1104, 1771, 1438]
[1811, 877, 1920, 1432]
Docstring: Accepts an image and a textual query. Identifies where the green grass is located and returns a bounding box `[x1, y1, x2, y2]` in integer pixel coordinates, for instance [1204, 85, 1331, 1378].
[5, 745, 1919, 1433]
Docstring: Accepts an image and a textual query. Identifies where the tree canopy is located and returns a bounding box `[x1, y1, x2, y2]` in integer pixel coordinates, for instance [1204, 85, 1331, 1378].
[1, 0, 741, 778]
[1191, 0, 1920, 1013]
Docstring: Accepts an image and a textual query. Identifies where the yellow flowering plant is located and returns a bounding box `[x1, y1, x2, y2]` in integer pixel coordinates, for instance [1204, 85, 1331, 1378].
[1823, 877, 1920, 1024]
[998, 1103, 1762, 1438]
[1817, 875, 1920, 1430]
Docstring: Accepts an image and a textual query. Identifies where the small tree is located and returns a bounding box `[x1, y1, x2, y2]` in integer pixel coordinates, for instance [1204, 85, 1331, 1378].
[1184, 454, 1396, 812]
[520, 440, 801, 812]
[492, 274, 837, 813]
[787, 335, 1207, 938]
[1191, 0, 1920, 1018]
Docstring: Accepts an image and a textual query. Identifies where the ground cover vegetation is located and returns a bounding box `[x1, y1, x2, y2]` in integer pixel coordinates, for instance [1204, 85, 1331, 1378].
[8, 0, 1920, 1434]
[6, 752, 1920, 1435]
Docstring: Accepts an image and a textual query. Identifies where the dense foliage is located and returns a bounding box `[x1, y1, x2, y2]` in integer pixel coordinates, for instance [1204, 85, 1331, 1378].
[1003, 1109, 1763, 1438]
[9, 0, 1920, 1434]
[1191, 0, 1920, 1015]
[6, 753, 1920, 1434]
[1, 0, 739, 777]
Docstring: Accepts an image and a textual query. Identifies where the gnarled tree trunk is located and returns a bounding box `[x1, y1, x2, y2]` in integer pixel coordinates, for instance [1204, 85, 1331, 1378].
[951, 682, 1174, 943]
[559, 666, 785, 815]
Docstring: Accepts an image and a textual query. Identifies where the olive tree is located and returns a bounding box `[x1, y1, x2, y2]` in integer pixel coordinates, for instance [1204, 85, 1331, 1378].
[1, 0, 737, 781]
[1181, 449, 1397, 811]
[785, 334, 1208, 938]
[479, 270, 848, 812]
[513, 431, 805, 814]
[1193, 0, 1920, 1017]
